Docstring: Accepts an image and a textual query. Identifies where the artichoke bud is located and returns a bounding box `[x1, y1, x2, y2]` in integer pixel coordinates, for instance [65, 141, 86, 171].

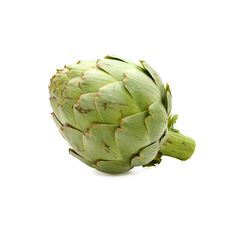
[49, 56, 195, 174]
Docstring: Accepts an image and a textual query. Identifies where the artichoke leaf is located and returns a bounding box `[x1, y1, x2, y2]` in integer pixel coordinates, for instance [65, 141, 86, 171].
[140, 60, 166, 101]
[69, 149, 94, 168]
[97, 58, 136, 81]
[123, 69, 161, 110]
[145, 101, 168, 142]
[164, 83, 172, 115]
[115, 111, 150, 159]
[83, 123, 122, 162]
[95, 159, 131, 174]
[131, 141, 159, 167]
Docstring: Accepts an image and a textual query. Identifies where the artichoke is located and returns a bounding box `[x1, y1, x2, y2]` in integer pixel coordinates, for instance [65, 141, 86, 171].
[49, 55, 195, 174]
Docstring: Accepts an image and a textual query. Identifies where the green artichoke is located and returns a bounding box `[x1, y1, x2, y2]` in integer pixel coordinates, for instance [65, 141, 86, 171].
[49, 55, 195, 174]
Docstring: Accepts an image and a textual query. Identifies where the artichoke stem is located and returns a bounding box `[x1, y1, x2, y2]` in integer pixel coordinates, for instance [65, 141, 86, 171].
[160, 130, 195, 161]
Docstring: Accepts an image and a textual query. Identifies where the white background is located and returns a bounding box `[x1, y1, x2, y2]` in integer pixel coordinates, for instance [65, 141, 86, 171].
[0, 0, 236, 235]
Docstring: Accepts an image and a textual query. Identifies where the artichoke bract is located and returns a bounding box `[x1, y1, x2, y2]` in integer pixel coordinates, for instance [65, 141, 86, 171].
[49, 56, 195, 174]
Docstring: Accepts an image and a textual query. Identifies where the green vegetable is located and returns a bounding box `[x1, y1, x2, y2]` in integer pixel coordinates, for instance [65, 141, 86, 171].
[49, 55, 195, 174]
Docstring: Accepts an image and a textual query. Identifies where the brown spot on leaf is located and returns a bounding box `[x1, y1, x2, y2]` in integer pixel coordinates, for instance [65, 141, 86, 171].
[102, 102, 111, 110]
[103, 143, 110, 153]
[75, 104, 93, 114]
